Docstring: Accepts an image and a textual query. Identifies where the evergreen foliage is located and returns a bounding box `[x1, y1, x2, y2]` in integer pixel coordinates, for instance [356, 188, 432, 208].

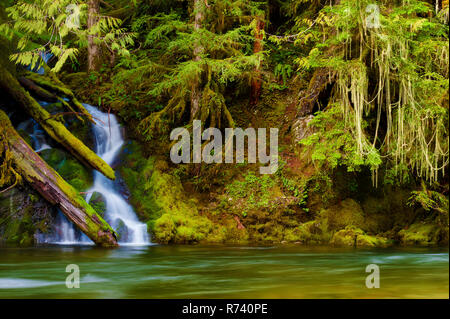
[0, 0, 134, 72]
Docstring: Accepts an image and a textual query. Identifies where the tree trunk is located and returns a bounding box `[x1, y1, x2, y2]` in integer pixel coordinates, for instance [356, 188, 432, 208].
[88, 0, 102, 72]
[0, 67, 115, 180]
[250, 17, 265, 107]
[190, 0, 205, 120]
[0, 110, 118, 247]
[18, 77, 57, 102]
[297, 68, 335, 116]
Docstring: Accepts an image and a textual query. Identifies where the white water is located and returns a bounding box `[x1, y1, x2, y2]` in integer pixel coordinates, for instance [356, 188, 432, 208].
[33, 103, 149, 245]
[83, 104, 149, 245]
[17, 119, 51, 153]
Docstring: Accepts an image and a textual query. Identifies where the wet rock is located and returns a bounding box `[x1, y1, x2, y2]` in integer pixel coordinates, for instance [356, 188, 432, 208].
[0, 186, 54, 246]
[290, 220, 331, 244]
[40, 148, 93, 192]
[89, 192, 107, 217]
[115, 219, 129, 242]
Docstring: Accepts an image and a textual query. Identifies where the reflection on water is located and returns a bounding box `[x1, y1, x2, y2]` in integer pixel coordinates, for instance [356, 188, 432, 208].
[0, 245, 447, 299]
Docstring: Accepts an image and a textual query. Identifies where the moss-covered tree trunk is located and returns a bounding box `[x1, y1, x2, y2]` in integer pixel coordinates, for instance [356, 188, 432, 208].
[0, 66, 115, 180]
[0, 110, 118, 247]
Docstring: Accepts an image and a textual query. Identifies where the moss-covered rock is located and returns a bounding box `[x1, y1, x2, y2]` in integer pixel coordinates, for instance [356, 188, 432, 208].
[119, 141, 224, 244]
[0, 186, 54, 246]
[330, 226, 392, 247]
[89, 191, 106, 217]
[290, 220, 331, 244]
[40, 148, 93, 192]
[361, 188, 416, 234]
[320, 198, 365, 231]
[398, 222, 443, 246]
[150, 166, 216, 243]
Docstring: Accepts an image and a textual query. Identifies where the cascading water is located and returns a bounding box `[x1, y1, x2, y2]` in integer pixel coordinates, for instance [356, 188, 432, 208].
[18, 108, 85, 244]
[17, 118, 51, 153]
[32, 102, 149, 245]
[83, 104, 149, 245]
[27, 52, 52, 74]
[24, 57, 149, 245]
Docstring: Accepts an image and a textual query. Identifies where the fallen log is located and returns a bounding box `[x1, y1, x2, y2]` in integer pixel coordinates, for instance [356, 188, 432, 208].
[0, 109, 118, 247]
[56, 96, 85, 122]
[24, 70, 93, 123]
[0, 66, 115, 180]
[17, 77, 84, 122]
[18, 77, 57, 102]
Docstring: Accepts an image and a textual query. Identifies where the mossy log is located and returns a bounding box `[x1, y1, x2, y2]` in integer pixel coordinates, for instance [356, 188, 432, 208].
[0, 110, 118, 247]
[17, 77, 84, 121]
[0, 66, 115, 180]
[24, 70, 93, 123]
[18, 77, 57, 102]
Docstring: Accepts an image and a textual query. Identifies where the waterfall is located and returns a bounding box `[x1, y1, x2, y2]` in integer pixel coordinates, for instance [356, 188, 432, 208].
[83, 104, 150, 245]
[17, 119, 51, 153]
[27, 52, 53, 75]
[34, 103, 149, 245]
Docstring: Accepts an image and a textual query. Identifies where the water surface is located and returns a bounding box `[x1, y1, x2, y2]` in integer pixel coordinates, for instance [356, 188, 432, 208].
[0, 245, 447, 299]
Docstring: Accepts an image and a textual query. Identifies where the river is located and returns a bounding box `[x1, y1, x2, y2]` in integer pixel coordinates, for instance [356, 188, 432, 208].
[0, 245, 447, 298]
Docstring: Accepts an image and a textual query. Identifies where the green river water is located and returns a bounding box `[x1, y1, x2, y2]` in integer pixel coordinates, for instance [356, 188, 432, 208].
[0, 245, 448, 299]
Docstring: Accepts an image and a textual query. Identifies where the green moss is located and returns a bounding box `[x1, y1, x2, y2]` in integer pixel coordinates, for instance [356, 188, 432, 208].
[361, 188, 416, 234]
[89, 192, 106, 217]
[119, 141, 220, 243]
[42, 102, 64, 114]
[399, 222, 442, 246]
[320, 198, 365, 231]
[17, 129, 33, 147]
[224, 171, 278, 210]
[150, 164, 216, 243]
[115, 219, 127, 241]
[293, 220, 332, 244]
[330, 226, 392, 247]
[0, 188, 49, 247]
[40, 148, 93, 192]
[62, 72, 88, 89]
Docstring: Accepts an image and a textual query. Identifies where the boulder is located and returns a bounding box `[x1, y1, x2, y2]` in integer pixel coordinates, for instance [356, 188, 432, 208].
[321, 198, 365, 231]
[330, 226, 391, 247]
